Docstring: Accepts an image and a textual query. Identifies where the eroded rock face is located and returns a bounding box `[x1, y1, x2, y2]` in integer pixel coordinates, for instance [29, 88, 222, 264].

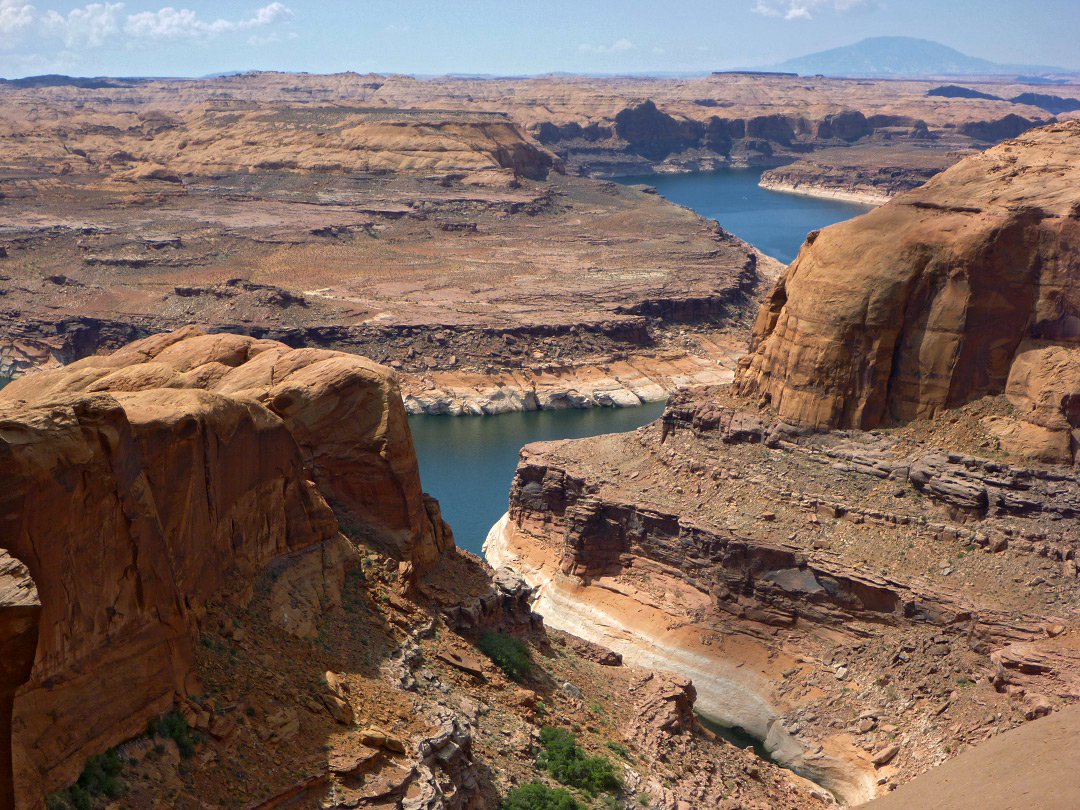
[738, 121, 1080, 458]
[491, 389, 1080, 803]
[3, 326, 453, 571]
[0, 328, 451, 805]
[0, 555, 39, 810]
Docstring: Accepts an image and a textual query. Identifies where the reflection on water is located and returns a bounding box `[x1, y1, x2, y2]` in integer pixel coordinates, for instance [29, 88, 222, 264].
[408, 401, 667, 554]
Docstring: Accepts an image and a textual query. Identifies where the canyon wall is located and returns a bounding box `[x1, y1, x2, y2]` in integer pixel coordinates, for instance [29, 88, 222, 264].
[0, 557, 38, 810]
[0, 328, 451, 805]
[490, 388, 1080, 803]
[738, 121, 1080, 460]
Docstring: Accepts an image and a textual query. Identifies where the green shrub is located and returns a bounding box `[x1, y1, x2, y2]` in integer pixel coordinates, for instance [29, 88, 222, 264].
[604, 741, 632, 761]
[148, 709, 197, 758]
[500, 781, 584, 810]
[537, 727, 622, 797]
[67, 786, 92, 810]
[77, 748, 123, 795]
[478, 631, 532, 680]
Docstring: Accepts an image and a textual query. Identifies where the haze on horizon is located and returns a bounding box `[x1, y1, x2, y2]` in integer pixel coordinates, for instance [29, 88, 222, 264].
[0, 0, 1077, 79]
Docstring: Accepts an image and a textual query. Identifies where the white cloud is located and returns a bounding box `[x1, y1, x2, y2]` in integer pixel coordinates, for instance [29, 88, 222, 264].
[248, 2, 289, 26]
[43, 3, 123, 48]
[752, 0, 870, 20]
[248, 29, 296, 46]
[578, 38, 635, 55]
[124, 3, 292, 41]
[0, 1, 34, 35]
[26, 2, 293, 49]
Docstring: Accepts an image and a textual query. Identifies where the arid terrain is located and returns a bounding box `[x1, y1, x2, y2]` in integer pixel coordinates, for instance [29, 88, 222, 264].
[1, 71, 1078, 414]
[2, 70, 1080, 810]
[0, 329, 838, 810]
[490, 121, 1080, 808]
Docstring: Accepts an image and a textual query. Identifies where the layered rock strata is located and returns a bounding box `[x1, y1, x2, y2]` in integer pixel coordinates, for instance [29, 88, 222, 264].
[489, 389, 1080, 804]
[0, 328, 450, 804]
[0, 154, 774, 415]
[738, 122, 1080, 462]
[757, 144, 969, 204]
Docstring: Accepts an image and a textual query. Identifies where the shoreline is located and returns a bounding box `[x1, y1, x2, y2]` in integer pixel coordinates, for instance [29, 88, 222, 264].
[484, 512, 877, 805]
[399, 333, 752, 415]
[757, 178, 890, 206]
[399, 356, 731, 415]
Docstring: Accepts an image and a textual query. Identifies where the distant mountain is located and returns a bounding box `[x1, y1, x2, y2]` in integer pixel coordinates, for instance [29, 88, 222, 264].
[768, 36, 1063, 77]
[0, 74, 138, 89]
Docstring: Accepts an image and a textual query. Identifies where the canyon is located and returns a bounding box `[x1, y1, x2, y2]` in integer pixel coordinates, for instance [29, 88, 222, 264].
[2, 68, 1080, 810]
[0, 328, 842, 810]
[1, 72, 1077, 416]
[489, 121, 1080, 807]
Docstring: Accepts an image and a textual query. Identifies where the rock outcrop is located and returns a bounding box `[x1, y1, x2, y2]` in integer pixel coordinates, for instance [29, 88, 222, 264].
[0, 556, 38, 810]
[0, 328, 451, 805]
[490, 386, 1080, 803]
[738, 122, 1080, 460]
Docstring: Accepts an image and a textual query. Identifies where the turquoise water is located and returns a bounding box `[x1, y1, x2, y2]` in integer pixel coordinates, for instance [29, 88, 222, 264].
[409, 402, 666, 554]
[0, 376, 10, 390]
[409, 167, 872, 555]
[614, 167, 873, 264]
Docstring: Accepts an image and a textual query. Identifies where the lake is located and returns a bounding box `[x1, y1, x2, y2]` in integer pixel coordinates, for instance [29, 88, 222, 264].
[410, 166, 872, 554]
[614, 167, 873, 264]
[410, 402, 667, 554]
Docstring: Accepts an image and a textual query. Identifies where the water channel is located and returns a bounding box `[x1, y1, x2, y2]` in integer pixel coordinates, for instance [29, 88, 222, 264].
[409, 166, 874, 555]
[615, 166, 873, 264]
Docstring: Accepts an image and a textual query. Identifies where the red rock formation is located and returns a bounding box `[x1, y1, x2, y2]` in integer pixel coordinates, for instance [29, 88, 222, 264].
[3, 327, 452, 571]
[0, 556, 39, 810]
[0, 328, 451, 806]
[738, 121, 1080, 459]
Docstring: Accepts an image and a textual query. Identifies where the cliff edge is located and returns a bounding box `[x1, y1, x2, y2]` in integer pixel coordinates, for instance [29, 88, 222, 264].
[0, 328, 451, 805]
[738, 121, 1080, 462]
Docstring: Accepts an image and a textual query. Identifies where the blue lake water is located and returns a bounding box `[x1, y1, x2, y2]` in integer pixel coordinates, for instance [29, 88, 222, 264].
[614, 167, 873, 264]
[409, 167, 873, 554]
[410, 402, 667, 554]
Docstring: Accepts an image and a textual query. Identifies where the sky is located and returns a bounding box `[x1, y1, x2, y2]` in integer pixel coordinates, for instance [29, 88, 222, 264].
[0, 0, 1077, 79]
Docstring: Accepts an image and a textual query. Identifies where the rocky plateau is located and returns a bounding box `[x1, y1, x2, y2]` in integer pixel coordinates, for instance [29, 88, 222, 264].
[4, 69, 1080, 810]
[489, 119, 1080, 808]
[1, 72, 1077, 415]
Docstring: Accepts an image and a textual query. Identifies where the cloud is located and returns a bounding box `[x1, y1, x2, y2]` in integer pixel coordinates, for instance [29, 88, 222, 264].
[43, 3, 123, 48]
[0, 1, 34, 36]
[248, 29, 297, 47]
[124, 3, 292, 41]
[751, 0, 870, 20]
[578, 38, 635, 55]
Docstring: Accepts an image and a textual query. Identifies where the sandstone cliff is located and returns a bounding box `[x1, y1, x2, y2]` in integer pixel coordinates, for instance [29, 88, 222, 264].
[0, 556, 38, 810]
[489, 388, 1080, 804]
[0, 328, 451, 804]
[738, 121, 1080, 461]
